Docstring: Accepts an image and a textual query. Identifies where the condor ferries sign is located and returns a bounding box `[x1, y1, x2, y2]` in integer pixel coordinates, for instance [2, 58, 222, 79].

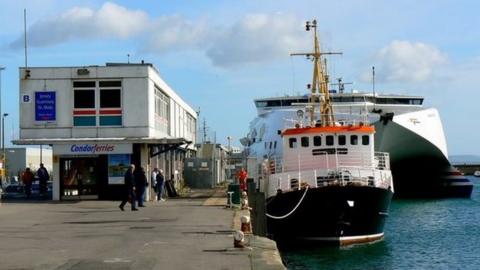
[54, 143, 132, 155]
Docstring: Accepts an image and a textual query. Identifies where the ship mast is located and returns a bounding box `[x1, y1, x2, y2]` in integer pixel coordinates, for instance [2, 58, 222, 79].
[291, 20, 342, 127]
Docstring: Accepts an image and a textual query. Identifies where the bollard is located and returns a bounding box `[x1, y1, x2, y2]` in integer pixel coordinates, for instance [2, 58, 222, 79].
[240, 215, 251, 234]
[233, 230, 245, 248]
[241, 191, 249, 210]
[226, 191, 234, 208]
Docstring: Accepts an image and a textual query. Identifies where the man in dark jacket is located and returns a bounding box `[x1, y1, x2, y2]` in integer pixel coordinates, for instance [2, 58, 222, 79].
[37, 163, 49, 196]
[119, 164, 138, 211]
[134, 166, 147, 207]
[156, 169, 165, 201]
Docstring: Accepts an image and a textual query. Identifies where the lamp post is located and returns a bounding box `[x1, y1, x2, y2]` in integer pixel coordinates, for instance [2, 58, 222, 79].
[0, 67, 4, 184]
[2, 113, 8, 182]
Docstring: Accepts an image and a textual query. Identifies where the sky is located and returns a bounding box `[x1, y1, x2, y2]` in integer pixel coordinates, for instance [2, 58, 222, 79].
[0, 0, 479, 155]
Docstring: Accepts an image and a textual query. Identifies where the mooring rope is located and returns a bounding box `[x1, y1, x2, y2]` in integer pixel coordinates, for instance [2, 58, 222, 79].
[265, 185, 309, 220]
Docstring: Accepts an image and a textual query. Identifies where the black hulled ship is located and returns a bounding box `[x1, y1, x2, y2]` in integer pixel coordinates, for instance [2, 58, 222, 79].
[263, 20, 394, 245]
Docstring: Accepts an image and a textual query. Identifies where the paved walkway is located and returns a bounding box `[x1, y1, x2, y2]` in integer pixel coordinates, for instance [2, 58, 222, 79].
[0, 193, 252, 270]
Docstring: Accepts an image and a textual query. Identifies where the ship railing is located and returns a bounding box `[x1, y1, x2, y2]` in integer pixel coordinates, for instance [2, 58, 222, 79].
[269, 150, 390, 173]
[282, 113, 370, 129]
[269, 150, 373, 173]
[269, 166, 392, 193]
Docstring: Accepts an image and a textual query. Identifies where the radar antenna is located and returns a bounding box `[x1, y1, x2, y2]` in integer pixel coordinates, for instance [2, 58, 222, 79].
[331, 78, 353, 94]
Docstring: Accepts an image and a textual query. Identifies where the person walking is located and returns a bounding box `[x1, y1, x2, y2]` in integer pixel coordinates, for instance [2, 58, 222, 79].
[237, 167, 248, 191]
[135, 166, 148, 207]
[37, 163, 50, 196]
[22, 168, 34, 199]
[156, 169, 165, 201]
[119, 164, 138, 211]
[151, 168, 158, 197]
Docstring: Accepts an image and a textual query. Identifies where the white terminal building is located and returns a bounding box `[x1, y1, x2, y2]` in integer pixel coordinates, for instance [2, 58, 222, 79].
[15, 63, 197, 200]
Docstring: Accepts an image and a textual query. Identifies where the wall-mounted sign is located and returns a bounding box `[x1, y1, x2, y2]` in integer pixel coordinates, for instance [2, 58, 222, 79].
[22, 94, 31, 103]
[108, 154, 131, 185]
[53, 143, 132, 155]
[35, 91, 56, 121]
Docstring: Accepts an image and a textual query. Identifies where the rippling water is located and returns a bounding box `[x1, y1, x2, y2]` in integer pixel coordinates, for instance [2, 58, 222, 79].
[281, 176, 480, 270]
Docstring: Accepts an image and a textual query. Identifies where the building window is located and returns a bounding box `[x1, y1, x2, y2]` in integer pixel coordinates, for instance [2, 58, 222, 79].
[73, 81, 95, 88]
[73, 80, 122, 127]
[313, 136, 321, 146]
[362, 135, 370, 145]
[326, 135, 334, 146]
[74, 117, 96, 126]
[155, 86, 170, 133]
[274, 141, 277, 149]
[351, 135, 358, 145]
[74, 90, 95, 108]
[301, 137, 309, 147]
[100, 89, 121, 108]
[99, 81, 121, 87]
[338, 135, 346, 145]
[99, 81, 122, 126]
[289, 138, 297, 148]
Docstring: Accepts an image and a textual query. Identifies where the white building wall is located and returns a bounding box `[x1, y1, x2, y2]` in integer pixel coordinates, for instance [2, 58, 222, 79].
[19, 66, 153, 139]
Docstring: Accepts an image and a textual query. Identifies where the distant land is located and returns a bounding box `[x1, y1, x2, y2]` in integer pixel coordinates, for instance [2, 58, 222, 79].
[450, 155, 480, 164]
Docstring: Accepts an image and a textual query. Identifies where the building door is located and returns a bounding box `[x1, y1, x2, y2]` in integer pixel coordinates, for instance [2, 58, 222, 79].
[60, 157, 99, 199]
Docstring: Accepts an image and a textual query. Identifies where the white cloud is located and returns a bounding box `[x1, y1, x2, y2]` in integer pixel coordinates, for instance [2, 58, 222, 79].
[141, 15, 211, 53]
[9, 2, 148, 48]
[206, 13, 309, 68]
[364, 40, 447, 83]
[8, 3, 310, 68]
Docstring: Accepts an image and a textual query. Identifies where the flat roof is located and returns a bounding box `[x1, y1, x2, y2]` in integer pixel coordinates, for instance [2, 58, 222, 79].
[13, 137, 191, 145]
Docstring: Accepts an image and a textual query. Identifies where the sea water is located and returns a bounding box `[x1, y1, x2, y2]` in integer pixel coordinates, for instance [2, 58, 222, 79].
[281, 176, 480, 270]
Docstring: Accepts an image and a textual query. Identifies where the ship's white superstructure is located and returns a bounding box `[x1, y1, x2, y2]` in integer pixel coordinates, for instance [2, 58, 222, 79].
[244, 92, 473, 198]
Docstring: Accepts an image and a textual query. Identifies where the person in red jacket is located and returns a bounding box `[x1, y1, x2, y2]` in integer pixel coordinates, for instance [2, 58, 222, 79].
[22, 168, 34, 198]
[237, 168, 248, 191]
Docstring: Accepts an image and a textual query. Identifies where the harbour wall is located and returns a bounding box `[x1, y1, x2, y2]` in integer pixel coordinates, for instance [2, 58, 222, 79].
[453, 164, 480, 175]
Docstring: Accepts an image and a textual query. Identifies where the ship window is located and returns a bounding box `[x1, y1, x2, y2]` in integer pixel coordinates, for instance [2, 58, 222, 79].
[350, 135, 358, 145]
[362, 135, 370, 145]
[301, 137, 309, 147]
[313, 136, 321, 146]
[289, 138, 297, 148]
[338, 135, 346, 145]
[326, 135, 334, 146]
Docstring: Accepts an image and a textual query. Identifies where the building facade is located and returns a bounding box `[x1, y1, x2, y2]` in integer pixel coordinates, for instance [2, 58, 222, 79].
[15, 63, 197, 200]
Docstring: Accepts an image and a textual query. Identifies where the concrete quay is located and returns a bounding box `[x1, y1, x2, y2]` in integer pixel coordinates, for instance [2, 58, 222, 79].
[0, 190, 285, 270]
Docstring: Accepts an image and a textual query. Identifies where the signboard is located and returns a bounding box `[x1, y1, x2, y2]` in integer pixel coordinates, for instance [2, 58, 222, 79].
[53, 143, 132, 155]
[108, 154, 131, 185]
[22, 94, 31, 103]
[35, 91, 56, 121]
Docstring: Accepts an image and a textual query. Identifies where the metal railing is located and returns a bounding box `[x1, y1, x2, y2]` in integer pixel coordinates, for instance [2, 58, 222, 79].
[269, 150, 389, 173]
[269, 166, 393, 193]
[283, 112, 370, 129]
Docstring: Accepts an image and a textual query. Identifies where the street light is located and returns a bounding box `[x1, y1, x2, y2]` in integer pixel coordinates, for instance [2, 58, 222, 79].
[0, 67, 4, 184]
[2, 113, 8, 182]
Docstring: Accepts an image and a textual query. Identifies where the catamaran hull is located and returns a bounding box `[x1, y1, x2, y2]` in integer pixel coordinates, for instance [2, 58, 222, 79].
[266, 186, 393, 245]
[374, 112, 473, 198]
